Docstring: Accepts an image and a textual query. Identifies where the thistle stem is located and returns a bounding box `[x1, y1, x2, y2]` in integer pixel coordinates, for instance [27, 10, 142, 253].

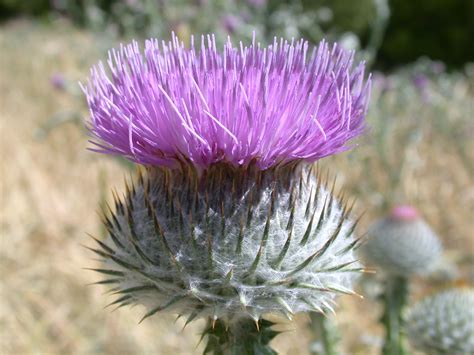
[381, 275, 409, 355]
[203, 317, 278, 355]
[309, 312, 340, 355]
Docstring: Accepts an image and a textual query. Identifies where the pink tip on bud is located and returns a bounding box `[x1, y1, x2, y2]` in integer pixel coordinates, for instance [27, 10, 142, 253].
[389, 205, 419, 221]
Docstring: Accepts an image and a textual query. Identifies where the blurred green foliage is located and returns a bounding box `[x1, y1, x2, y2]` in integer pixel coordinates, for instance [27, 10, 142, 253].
[378, 0, 474, 69]
[0, 0, 50, 17]
[0, 0, 472, 69]
[302, 0, 376, 38]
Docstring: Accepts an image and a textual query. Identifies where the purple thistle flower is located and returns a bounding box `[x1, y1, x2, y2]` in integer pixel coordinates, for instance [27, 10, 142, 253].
[247, 0, 267, 8]
[431, 61, 445, 75]
[372, 72, 393, 93]
[412, 73, 429, 91]
[82, 34, 371, 171]
[222, 15, 239, 34]
[50, 72, 66, 91]
[83, 35, 372, 345]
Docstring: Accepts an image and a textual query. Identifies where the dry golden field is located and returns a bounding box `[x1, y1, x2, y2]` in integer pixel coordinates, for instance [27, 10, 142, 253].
[1, 20, 473, 354]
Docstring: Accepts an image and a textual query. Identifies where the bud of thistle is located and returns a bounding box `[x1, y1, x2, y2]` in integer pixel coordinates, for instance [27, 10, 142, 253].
[362, 205, 442, 276]
[406, 288, 474, 355]
[82, 33, 371, 342]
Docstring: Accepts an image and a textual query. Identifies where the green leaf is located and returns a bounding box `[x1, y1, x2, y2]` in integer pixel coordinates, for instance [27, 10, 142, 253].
[203, 318, 279, 355]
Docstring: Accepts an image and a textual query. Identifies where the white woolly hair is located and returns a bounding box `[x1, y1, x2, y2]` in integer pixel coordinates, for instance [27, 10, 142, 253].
[362, 216, 442, 276]
[406, 288, 474, 355]
[89, 163, 363, 323]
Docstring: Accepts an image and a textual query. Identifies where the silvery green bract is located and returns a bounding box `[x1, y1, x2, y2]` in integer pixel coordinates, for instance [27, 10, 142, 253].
[362, 206, 442, 276]
[407, 288, 474, 355]
[89, 164, 363, 323]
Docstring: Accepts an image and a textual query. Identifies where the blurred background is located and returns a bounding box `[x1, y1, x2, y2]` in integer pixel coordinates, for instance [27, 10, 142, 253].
[0, 0, 473, 354]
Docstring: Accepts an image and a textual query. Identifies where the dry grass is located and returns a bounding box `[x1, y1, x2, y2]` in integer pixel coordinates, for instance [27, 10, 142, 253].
[1, 19, 472, 355]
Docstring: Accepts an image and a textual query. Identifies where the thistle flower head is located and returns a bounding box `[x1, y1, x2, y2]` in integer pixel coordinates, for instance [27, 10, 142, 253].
[362, 205, 442, 277]
[406, 288, 474, 355]
[84, 34, 371, 325]
[82, 33, 371, 170]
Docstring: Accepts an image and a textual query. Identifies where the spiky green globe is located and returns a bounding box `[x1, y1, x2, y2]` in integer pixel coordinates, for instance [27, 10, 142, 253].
[406, 288, 474, 355]
[89, 164, 363, 323]
[362, 206, 442, 276]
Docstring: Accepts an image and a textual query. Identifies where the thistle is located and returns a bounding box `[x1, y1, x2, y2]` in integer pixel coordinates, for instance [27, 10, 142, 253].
[363, 205, 442, 277]
[362, 205, 443, 355]
[83, 33, 371, 353]
[407, 288, 474, 355]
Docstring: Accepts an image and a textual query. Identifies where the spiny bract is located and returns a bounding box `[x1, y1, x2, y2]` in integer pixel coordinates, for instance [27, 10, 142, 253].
[406, 288, 474, 355]
[89, 164, 363, 323]
[362, 205, 442, 276]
